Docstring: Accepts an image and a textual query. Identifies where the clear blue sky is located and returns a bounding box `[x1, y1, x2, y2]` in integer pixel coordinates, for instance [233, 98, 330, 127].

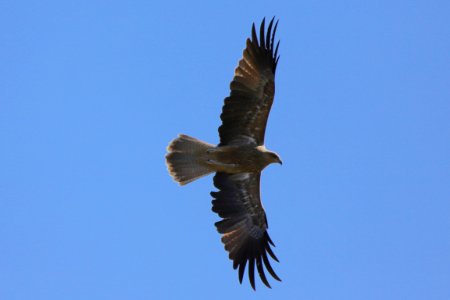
[1, 1, 449, 299]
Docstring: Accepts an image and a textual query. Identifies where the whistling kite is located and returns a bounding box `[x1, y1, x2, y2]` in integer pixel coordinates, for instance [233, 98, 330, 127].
[166, 18, 281, 290]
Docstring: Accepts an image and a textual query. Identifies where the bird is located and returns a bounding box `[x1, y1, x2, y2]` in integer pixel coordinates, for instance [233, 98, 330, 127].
[165, 18, 281, 290]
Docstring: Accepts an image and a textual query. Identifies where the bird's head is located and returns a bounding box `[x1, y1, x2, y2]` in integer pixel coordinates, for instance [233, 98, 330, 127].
[268, 151, 283, 165]
[257, 145, 283, 166]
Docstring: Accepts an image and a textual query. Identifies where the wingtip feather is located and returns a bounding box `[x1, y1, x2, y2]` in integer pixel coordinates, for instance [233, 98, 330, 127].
[259, 18, 266, 48]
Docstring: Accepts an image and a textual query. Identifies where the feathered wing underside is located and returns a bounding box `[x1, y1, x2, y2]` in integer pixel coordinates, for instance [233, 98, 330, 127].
[211, 172, 281, 289]
[219, 18, 280, 146]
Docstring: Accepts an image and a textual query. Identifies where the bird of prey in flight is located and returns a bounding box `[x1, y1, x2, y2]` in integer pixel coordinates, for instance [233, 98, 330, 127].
[166, 18, 281, 290]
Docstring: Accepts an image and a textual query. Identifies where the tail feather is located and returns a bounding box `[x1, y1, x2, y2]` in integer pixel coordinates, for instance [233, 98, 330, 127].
[166, 134, 214, 185]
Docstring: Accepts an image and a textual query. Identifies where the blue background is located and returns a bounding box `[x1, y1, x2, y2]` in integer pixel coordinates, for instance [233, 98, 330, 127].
[1, 1, 449, 299]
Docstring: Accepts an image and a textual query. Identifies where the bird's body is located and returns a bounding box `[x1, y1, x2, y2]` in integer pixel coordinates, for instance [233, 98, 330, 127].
[165, 18, 282, 289]
[206, 144, 281, 173]
[166, 135, 280, 182]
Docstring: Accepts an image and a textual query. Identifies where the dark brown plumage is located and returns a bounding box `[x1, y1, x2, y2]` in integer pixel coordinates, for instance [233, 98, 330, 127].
[219, 18, 279, 147]
[165, 18, 281, 290]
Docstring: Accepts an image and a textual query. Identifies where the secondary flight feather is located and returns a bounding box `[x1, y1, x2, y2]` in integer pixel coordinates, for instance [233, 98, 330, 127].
[165, 18, 281, 290]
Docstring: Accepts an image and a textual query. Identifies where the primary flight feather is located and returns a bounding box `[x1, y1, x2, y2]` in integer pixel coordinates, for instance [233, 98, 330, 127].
[165, 18, 281, 290]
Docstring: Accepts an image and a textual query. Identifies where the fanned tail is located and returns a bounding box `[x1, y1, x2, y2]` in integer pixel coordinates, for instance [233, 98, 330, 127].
[165, 134, 215, 185]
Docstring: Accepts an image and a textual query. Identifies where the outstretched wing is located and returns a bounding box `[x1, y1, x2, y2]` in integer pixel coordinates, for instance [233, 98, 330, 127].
[218, 18, 280, 146]
[211, 172, 281, 289]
